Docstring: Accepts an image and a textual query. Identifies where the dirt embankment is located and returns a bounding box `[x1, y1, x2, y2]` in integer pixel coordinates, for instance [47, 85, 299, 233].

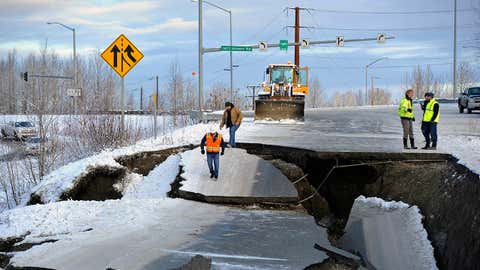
[27, 146, 194, 205]
[238, 142, 479, 270]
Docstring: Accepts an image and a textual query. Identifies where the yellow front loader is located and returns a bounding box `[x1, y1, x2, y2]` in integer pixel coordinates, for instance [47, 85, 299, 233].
[254, 62, 309, 121]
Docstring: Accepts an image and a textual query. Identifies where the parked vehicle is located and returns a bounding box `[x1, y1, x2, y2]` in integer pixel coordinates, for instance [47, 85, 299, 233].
[1, 121, 38, 140]
[458, 87, 480, 114]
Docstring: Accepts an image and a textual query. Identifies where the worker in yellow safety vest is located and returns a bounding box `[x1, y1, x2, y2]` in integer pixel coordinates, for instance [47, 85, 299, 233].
[200, 131, 226, 179]
[398, 89, 418, 149]
[420, 92, 440, 150]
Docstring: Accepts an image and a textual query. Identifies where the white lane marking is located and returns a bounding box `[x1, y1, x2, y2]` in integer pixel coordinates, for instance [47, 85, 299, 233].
[161, 249, 288, 262]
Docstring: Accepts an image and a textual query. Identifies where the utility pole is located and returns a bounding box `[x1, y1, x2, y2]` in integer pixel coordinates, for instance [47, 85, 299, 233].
[294, 7, 300, 66]
[371, 76, 374, 106]
[198, 0, 203, 111]
[285, 7, 315, 66]
[154, 75, 159, 139]
[173, 77, 177, 127]
[46, 22, 77, 113]
[371, 76, 381, 106]
[193, 0, 234, 101]
[229, 11, 233, 101]
[140, 86, 143, 112]
[365, 57, 388, 105]
[453, 0, 458, 97]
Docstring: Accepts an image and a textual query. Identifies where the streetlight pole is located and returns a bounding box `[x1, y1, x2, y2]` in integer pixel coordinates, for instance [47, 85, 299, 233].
[47, 21, 77, 112]
[229, 10, 233, 101]
[198, 0, 203, 111]
[453, 0, 458, 97]
[365, 57, 388, 105]
[193, 0, 234, 101]
[155, 75, 159, 139]
[371, 76, 381, 106]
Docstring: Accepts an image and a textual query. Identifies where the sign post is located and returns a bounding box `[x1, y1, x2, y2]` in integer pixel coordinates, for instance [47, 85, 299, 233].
[101, 34, 144, 137]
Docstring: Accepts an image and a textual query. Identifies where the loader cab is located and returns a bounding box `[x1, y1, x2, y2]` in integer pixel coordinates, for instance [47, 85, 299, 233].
[270, 66, 294, 85]
[263, 63, 309, 98]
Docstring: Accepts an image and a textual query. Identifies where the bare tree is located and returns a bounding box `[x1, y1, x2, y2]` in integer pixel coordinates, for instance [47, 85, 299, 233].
[306, 76, 325, 108]
[457, 62, 478, 94]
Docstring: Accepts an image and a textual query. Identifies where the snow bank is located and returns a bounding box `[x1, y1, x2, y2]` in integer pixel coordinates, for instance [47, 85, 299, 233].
[22, 121, 247, 204]
[341, 195, 438, 270]
[2, 155, 181, 241]
[441, 135, 480, 175]
[0, 198, 181, 244]
[122, 154, 181, 199]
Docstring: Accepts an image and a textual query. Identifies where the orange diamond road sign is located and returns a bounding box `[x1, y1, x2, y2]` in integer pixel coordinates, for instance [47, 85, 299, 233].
[101, 34, 144, 77]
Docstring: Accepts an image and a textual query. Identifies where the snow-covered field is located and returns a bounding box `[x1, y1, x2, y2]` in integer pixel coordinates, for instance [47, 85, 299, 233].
[0, 114, 192, 211]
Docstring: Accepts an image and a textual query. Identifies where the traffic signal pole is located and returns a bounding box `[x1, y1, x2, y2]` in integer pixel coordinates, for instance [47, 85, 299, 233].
[294, 7, 300, 66]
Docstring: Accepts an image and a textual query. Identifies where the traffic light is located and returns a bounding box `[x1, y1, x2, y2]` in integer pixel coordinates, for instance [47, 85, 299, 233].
[23, 72, 28, 82]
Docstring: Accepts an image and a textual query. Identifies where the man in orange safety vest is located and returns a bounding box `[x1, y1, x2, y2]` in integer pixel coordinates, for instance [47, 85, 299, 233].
[200, 131, 226, 179]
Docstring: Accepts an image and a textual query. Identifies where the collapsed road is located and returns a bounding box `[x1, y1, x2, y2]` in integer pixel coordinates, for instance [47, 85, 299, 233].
[0, 105, 478, 270]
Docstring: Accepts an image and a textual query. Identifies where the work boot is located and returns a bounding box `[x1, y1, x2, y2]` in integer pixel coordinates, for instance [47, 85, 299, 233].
[410, 138, 418, 149]
[403, 138, 410, 149]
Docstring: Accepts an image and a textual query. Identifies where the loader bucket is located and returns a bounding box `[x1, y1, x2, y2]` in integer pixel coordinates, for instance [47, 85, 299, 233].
[254, 99, 304, 121]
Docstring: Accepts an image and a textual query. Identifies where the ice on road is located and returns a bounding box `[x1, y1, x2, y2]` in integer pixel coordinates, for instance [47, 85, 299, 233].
[179, 148, 298, 202]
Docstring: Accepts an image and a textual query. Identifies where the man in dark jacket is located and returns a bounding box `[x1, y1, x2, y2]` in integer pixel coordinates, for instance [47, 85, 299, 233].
[220, 102, 243, 148]
[421, 92, 440, 150]
[200, 131, 226, 179]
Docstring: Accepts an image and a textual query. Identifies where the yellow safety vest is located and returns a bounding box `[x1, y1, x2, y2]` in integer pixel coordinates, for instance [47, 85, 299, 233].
[423, 99, 440, 123]
[398, 98, 414, 119]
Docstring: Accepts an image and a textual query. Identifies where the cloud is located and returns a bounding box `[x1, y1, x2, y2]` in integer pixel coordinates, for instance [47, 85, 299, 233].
[366, 45, 434, 56]
[302, 46, 361, 55]
[73, 1, 161, 16]
[124, 18, 197, 35]
[0, 39, 96, 57]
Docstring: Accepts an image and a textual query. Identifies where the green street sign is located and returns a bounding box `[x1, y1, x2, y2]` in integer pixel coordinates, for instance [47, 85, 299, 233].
[280, 40, 288, 51]
[220, 45, 253, 52]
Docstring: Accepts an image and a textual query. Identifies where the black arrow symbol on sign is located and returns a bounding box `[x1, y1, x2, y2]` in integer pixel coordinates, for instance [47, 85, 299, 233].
[110, 45, 120, 67]
[125, 45, 137, 63]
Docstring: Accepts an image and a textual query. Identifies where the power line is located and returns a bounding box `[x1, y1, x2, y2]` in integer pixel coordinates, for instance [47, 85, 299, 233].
[239, 10, 286, 44]
[311, 24, 475, 32]
[308, 7, 472, 15]
[310, 62, 453, 70]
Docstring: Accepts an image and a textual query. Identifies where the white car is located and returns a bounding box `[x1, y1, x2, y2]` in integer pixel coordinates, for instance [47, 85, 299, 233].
[1, 121, 38, 140]
[458, 87, 480, 114]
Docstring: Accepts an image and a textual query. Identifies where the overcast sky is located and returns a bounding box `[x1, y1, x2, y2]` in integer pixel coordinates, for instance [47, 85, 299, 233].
[0, 0, 478, 100]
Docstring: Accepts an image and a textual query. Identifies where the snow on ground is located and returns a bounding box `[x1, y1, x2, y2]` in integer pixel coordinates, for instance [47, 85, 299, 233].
[123, 154, 181, 199]
[0, 105, 477, 268]
[22, 121, 223, 204]
[340, 195, 438, 270]
[441, 135, 480, 175]
[18, 105, 480, 205]
[253, 119, 305, 125]
[0, 152, 183, 245]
